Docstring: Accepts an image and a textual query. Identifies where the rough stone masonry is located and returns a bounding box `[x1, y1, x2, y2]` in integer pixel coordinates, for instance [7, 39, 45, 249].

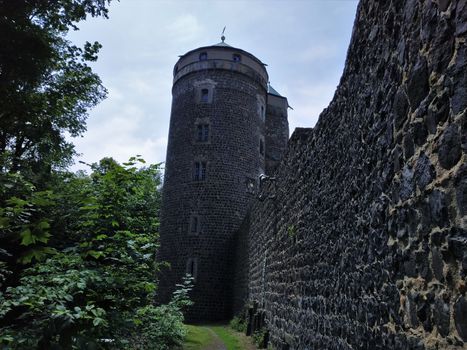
[233, 0, 467, 349]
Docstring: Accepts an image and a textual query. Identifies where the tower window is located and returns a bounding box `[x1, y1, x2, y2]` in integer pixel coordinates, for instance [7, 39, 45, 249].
[199, 52, 207, 61]
[193, 161, 207, 181]
[260, 139, 265, 156]
[186, 258, 198, 280]
[197, 124, 210, 142]
[201, 89, 209, 103]
[189, 214, 200, 235]
[260, 105, 265, 121]
[232, 53, 241, 62]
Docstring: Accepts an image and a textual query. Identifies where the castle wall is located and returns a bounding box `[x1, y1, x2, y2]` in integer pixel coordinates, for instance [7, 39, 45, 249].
[235, 0, 467, 348]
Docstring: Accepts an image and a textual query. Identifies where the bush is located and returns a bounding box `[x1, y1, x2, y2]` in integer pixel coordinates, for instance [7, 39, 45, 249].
[229, 315, 247, 333]
[125, 275, 194, 350]
[252, 328, 268, 349]
[0, 159, 193, 349]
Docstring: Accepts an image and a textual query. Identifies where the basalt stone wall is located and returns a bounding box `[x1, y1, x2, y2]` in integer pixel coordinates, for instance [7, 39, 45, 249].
[236, 0, 466, 348]
[159, 67, 266, 321]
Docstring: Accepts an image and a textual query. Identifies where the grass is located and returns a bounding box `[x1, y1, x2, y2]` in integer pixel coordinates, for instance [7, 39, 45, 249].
[183, 325, 214, 350]
[182, 324, 246, 350]
[210, 325, 243, 350]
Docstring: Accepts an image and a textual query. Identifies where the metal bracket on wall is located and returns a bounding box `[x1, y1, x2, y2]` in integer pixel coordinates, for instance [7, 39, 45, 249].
[258, 174, 276, 201]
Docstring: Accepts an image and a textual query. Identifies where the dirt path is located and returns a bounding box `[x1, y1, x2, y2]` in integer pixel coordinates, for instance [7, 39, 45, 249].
[204, 327, 227, 350]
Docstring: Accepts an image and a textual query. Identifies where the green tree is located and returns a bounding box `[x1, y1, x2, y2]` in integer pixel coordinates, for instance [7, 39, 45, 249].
[0, 158, 192, 349]
[0, 2, 193, 348]
[0, 0, 110, 177]
[0, 0, 112, 304]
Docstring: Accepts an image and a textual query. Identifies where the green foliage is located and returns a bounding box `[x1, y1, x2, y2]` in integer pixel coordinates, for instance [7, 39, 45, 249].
[230, 315, 247, 333]
[0, 0, 110, 175]
[0, 1, 192, 348]
[252, 328, 268, 349]
[0, 253, 106, 348]
[0, 159, 191, 349]
[287, 224, 296, 239]
[126, 276, 194, 350]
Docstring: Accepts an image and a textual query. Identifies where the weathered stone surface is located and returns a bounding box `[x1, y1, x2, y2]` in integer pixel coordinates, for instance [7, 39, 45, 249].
[415, 152, 435, 190]
[434, 298, 451, 337]
[413, 121, 428, 146]
[227, 1, 465, 348]
[432, 248, 444, 281]
[462, 253, 467, 272]
[429, 190, 449, 227]
[461, 112, 467, 152]
[438, 124, 462, 169]
[455, 165, 467, 216]
[447, 232, 467, 260]
[406, 293, 420, 328]
[407, 58, 429, 109]
[401, 166, 415, 200]
[449, 44, 467, 114]
[454, 297, 467, 341]
[437, 0, 450, 12]
[403, 132, 415, 160]
[394, 88, 409, 129]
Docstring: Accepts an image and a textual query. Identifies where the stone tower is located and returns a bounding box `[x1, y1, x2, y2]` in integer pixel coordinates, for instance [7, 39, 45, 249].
[158, 36, 289, 321]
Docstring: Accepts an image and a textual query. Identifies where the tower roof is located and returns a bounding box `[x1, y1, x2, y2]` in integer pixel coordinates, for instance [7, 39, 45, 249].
[173, 35, 269, 89]
[267, 83, 283, 97]
[178, 40, 265, 66]
[212, 41, 232, 47]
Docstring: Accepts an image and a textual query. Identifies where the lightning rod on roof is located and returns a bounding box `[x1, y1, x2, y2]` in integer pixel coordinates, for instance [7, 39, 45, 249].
[221, 26, 226, 42]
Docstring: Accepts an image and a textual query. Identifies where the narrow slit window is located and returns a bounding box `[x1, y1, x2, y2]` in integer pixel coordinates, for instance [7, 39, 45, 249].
[201, 89, 209, 103]
[199, 52, 207, 61]
[186, 258, 198, 279]
[260, 139, 265, 156]
[190, 215, 199, 234]
[197, 124, 209, 142]
[193, 161, 207, 181]
[260, 105, 265, 121]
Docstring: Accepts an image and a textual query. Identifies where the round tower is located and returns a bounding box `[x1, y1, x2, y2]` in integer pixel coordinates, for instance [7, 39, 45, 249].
[158, 37, 269, 321]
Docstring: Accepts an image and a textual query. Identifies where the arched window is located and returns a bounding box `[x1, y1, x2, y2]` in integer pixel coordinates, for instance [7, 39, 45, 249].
[189, 214, 200, 235]
[196, 124, 210, 142]
[193, 161, 207, 181]
[201, 89, 209, 103]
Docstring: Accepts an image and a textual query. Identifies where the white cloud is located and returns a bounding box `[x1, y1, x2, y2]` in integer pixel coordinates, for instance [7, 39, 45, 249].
[287, 82, 339, 131]
[66, 0, 358, 173]
[166, 14, 204, 44]
[295, 44, 337, 63]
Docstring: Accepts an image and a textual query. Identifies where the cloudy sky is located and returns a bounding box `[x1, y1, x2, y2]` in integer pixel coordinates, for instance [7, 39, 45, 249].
[67, 0, 358, 171]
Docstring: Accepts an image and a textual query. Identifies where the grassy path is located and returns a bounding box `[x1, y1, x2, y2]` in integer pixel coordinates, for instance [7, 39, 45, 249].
[182, 324, 255, 350]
